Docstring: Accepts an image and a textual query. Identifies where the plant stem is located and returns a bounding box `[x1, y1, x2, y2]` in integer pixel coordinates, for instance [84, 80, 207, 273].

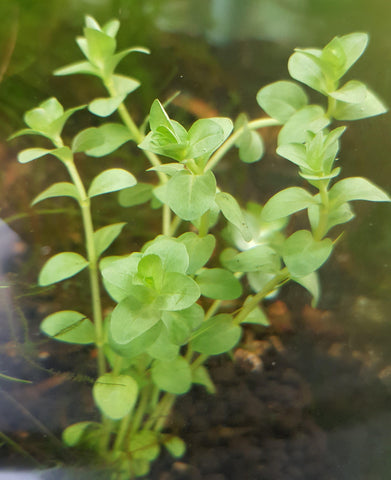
[152, 393, 175, 433]
[112, 412, 132, 452]
[62, 156, 106, 376]
[314, 180, 330, 241]
[205, 117, 281, 172]
[234, 268, 290, 325]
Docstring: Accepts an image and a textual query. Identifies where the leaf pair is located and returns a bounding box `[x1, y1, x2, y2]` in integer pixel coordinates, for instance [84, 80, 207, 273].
[139, 99, 233, 164]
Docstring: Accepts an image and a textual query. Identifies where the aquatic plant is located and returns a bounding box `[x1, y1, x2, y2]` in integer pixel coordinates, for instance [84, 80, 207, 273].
[11, 16, 390, 478]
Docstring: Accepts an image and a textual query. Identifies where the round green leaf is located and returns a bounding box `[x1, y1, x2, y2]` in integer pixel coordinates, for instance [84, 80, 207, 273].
[40, 310, 95, 344]
[39, 252, 88, 286]
[177, 232, 216, 275]
[129, 430, 160, 461]
[196, 268, 242, 300]
[191, 314, 242, 355]
[88, 168, 137, 197]
[215, 192, 251, 242]
[151, 356, 192, 394]
[118, 183, 153, 207]
[282, 230, 333, 277]
[256, 80, 308, 123]
[277, 105, 330, 146]
[161, 303, 204, 345]
[93, 222, 126, 257]
[144, 237, 189, 274]
[157, 272, 201, 311]
[166, 170, 216, 221]
[63, 421, 102, 447]
[31, 182, 79, 206]
[93, 373, 138, 420]
[163, 436, 186, 458]
[146, 325, 179, 360]
[110, 289, 161, 344]
[261, 187, 318, 222]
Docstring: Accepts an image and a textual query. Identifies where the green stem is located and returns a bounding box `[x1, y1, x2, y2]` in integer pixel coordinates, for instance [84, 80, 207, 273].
[326, 96, 337, 118]
[64, 158, 106, 377]
[205, 117, 281, 172]
[113, 412, 132, 452]
[129, 386, 151, 436]
[190, 353, 208, 371]
[204, 299, 222, 321]
[314, 181, 330, 241]
[234, 268, 290, 325]
[152, 393, 175, 433]
[198, 210, 210, 237]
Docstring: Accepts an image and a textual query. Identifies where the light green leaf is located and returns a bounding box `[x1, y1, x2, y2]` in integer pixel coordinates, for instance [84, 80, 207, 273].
[177, 232, 216, 275]
[24, 97, 63, 131]
[192, 365, 216, 394]
[84, 27, 116, 68]
[215, 192, 251, 242]
[308, 202, 355, 233]
[144, 237, 189, 274]
[72, 127, 105, 153]
[40, 310, 95, 344]
[236, 128, 264, 164]
[31, 182, 79, 206]
[129, 430, 160, 461]
[39, 252, 89, 286]
[54, 61, 99, 77]
[112, 74, 141, 96]
[146, 326, 179, 360]
[292, 272, 320, 307]
[222, 245, 280, 273]
[261, 187, 318, 222]
[148, 163, 185, 176]
[137, 254, 164, 290]
[88, 168, 136, 197]
[191, 314, 242, 355]
[163, 436, 186, 458]
[149, 99, 176, 134]
[166, 170, 217, 221]
[196, 268, 242, 300]
[109, 322, 162, 360]
[102, 19, 120, 37]
[333, 88, 388, 120]
[288, 50, 326, 93]
[88, 95, 126, 117]
[329, 80, 367, 103]
[276, 143, 307, 168]
[94, 222, 126, 257]
[338, 32, 369, 74]
[63, 422, 102, 447]
[152, 356, 192, 394]
[256, 80, 308, 123]
[187, 117, 233, 158]
[100, 253, 141, 302]
[161, 303, 204, 345]
[118, 183, 153, 207]
[282, 230, 333, 277]
[157, 272, 200, 311]
[110, 289, 160, 344]
[278, 105, 330, 146]
[93, 373, 138, 420]
[84, 123, 132, 157]
[18, 148, 54, 164]
[329, 177, 391, 206]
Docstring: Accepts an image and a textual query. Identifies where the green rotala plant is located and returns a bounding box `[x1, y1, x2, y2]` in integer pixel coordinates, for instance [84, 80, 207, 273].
[11, 17, 390, 478]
